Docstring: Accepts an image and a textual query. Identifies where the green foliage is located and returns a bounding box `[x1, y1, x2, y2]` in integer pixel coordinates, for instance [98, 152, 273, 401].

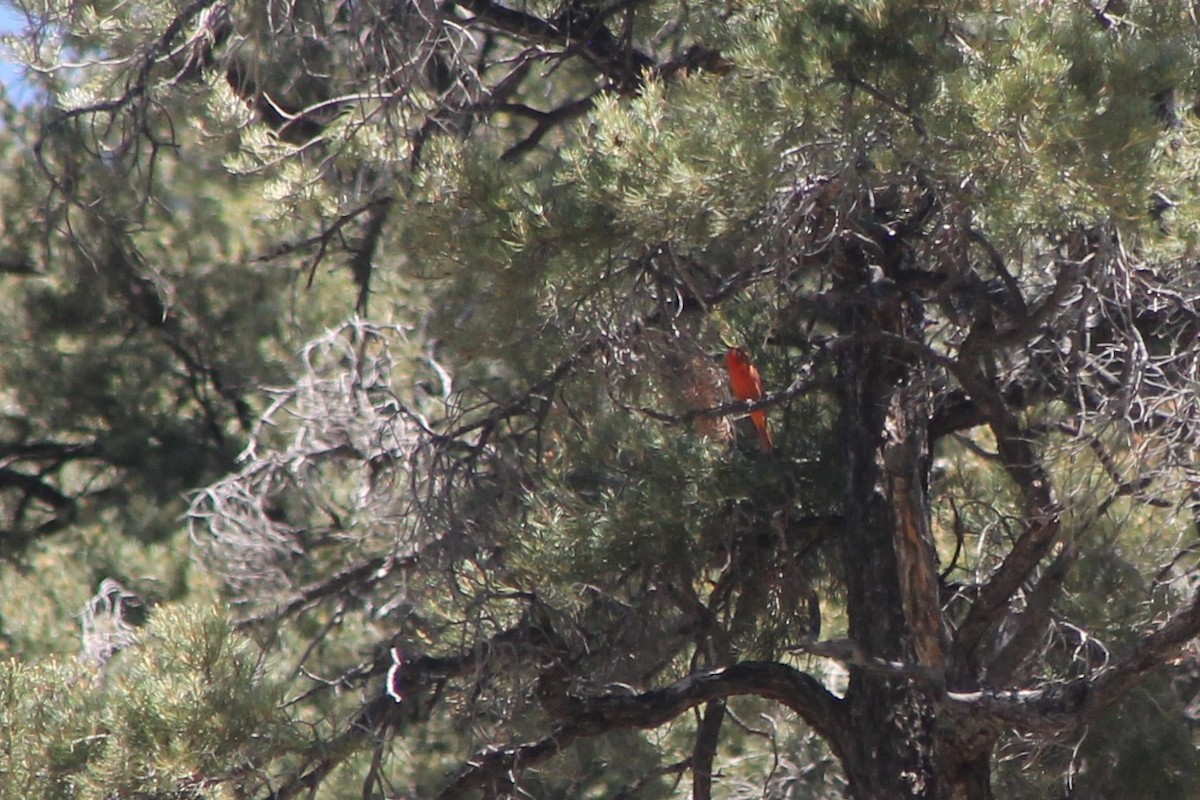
[0, 604, 293, 799]
[0, 526, 201, 658]
[1078, 679, 1200, 799]
[996, 676, 1200, 799]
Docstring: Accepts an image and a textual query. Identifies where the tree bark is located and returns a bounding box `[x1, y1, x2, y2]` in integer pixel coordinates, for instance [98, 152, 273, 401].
[835, 276, 988, 799]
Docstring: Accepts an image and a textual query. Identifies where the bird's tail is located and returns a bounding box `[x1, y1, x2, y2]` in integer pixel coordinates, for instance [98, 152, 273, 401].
[751, 411, 773, 453]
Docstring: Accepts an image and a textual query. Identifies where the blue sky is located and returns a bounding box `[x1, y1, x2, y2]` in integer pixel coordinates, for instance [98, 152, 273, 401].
[0, 1, 35, 105]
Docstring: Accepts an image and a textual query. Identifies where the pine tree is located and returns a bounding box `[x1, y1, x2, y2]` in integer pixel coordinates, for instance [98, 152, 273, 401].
[7, 1, 1200, 798]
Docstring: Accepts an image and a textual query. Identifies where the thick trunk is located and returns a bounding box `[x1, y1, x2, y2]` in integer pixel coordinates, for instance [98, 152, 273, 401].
[836, 281, 990, 800]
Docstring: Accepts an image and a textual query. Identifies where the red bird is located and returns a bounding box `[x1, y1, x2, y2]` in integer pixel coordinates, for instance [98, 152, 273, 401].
[725, 347, 773, 453]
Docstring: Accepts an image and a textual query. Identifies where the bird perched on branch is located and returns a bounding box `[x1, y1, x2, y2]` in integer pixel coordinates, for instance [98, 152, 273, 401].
[725, 347, 773, 453]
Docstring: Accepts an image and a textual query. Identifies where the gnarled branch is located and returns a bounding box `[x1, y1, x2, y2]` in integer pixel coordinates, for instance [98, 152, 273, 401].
[437, 661, 846, 799]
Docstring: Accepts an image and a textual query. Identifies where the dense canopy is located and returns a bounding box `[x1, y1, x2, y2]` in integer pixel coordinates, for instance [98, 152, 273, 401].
[4, 1, 1200, 798]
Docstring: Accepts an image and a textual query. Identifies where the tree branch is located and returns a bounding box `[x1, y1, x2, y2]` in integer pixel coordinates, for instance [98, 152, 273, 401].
[637, 374, 832, 429]
[254, 197, 393, 267]
[436, 661, 846, 799]
[233, 556, 397, 630]
[791, 637, 944, 688]
[691, 701, 725, 800]
[945, 354, 1063, 681]
[445, 265, 760, 442]
[984, 542, 1078, 686]
[500, 93, 600, 162]
[948, 585, 1200, 736]
[455, 0, 655, 90]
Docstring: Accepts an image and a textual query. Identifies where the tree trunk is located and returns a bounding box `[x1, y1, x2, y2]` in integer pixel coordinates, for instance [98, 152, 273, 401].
[835, 276, 991, 799]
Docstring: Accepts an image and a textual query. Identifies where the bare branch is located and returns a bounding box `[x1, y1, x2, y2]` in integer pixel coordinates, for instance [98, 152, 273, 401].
[436, 661, 847, 799]
[949, 586, 1200, 735]
[1086, 586, 1200, 709]
[500, 93, 600, 162]
[985, 543, 1079, 686]
[790, 638, 943, 688]
[945, 354, 1063, 679]
[252, 198, 393, 267]
[454, 0, 655, 89]
[233, 556, 397, 630]
[637, 374, 831, 429]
